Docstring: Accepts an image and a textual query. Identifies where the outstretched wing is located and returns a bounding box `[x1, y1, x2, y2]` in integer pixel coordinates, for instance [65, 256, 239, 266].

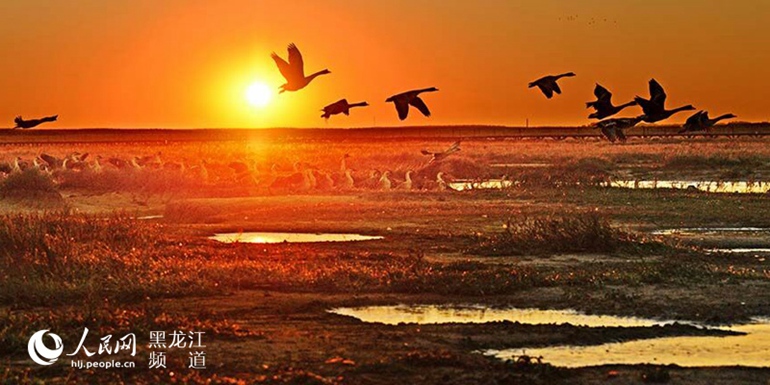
[447, 141, 460, 152]
[684, 111, 703, 126]
[537, 84, 553, 99]
[649, 79, 666, 107]
[698, 111, 710, 123]
[271, 53, 294, 82]
[409, 96, 431, 117]
[287, 43, 305, 78]
[552, 81, 562, 95]
[594, 84, 612, 103]
[393, 99, 409, 120]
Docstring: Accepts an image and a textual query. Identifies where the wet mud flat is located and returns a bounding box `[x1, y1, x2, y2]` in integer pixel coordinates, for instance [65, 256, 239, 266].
[106, 292, 770, 384]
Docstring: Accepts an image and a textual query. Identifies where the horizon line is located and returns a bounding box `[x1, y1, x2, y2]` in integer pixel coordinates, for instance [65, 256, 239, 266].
[3, 121, 767, 131]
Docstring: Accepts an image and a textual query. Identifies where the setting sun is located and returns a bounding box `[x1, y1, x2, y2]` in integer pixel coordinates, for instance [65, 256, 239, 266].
[245, 82, 272, 108]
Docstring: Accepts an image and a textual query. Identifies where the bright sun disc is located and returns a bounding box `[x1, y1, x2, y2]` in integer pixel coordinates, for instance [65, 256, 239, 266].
[246, 82, 272, 107]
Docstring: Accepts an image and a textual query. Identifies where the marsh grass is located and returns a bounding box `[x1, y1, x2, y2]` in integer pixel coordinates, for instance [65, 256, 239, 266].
[0, 168, 63, 203]
[664, 154, 766, 170]
[0, 212, 743, 307]
[466, 213, 671, 256]
[513, 158, 614, 187]
[0, 212, 217, 306]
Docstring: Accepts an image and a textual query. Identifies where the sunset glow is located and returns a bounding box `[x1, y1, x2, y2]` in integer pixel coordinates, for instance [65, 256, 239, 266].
[0, 0, 768, 128]
[245, 82, 272, 108]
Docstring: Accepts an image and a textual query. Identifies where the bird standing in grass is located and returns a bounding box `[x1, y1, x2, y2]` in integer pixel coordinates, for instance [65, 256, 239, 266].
[386, 87, 439, 120]
[396, 171, 413, 191]
[528, 72, 575, 99]
[271, 43, 330, 93]
[378, 171, 392, 190]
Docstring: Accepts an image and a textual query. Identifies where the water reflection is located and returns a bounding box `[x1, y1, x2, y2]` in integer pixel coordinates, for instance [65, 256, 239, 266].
[449, 179, 516, 191]
[487, 320, 770, 367]
[606, 180, 770, 194]
[651, 227, 770, 236]
[708, 248, 770, 254]
[331, 305, 770, 367]
[210, 232, 383, 244]
[329, 305, 676, 327]
[448, 179, 770, 193]
[135, 215, 164, 220]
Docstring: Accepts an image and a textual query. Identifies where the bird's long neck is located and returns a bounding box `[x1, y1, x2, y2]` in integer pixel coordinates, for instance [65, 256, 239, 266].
[555, 72, 574, 79]
[416, 87, 437, 94]
[711, 114, 734, 123]
[617, 101, 637, 109]
[668, 105, 693, 115]
[306, 69, 330, 81]
[349, 102, 368, 108]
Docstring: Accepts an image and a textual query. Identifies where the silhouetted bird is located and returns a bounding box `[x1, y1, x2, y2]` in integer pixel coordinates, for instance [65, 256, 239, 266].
[634, 79, 694, 123]
[321, 99, 368, 119]
[386, 87, 438, 120]
[634, 79, 667, 116]
[595, 116, 643, 143]
[271, 43, 330, 93]
[528, 72, 575, 99]
[14, 115, 57, 129]
[421, 141, 460, 163]
[641, 105, 695, 123]
[679, 111, 736, 134]
[586, 84, 637, 119]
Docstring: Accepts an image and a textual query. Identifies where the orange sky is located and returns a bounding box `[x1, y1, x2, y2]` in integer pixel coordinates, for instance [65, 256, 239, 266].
[0, 0, 768, 128]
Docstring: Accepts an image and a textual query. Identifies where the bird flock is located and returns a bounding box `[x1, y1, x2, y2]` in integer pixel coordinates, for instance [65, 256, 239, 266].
[0, 148, 460, 195]
[269, 43, 736, 142]
[8, 42, 737, 143]
[270, 43, 440, 122]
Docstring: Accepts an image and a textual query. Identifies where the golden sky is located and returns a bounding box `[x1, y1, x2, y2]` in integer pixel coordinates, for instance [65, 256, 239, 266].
[0, 0, 768, 128]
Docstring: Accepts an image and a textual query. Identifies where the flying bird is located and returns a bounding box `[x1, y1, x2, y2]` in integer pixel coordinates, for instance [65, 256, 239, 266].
[594, 116, 643, 143]
[528, 72, 575, 99]
[679, 111, 736, 134]
[386, 87, 439, 120]
[634, 79, 694, 123]
[421, 141, 460, 163]
[586, 84, 637, 119]
[13, 115, 58, 129]
[271, 43, 330, 93]
[321, 99, 368, 119]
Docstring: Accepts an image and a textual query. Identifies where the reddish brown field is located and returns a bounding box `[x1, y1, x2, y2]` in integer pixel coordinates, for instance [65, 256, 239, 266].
[2, 131, 770, 384]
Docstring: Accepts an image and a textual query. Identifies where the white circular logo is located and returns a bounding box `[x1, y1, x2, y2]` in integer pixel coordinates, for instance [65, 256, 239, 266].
[28, 330, 63, 366]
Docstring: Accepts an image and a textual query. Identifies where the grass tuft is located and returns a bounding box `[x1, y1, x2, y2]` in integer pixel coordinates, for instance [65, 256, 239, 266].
[466, 213, 668, 256]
